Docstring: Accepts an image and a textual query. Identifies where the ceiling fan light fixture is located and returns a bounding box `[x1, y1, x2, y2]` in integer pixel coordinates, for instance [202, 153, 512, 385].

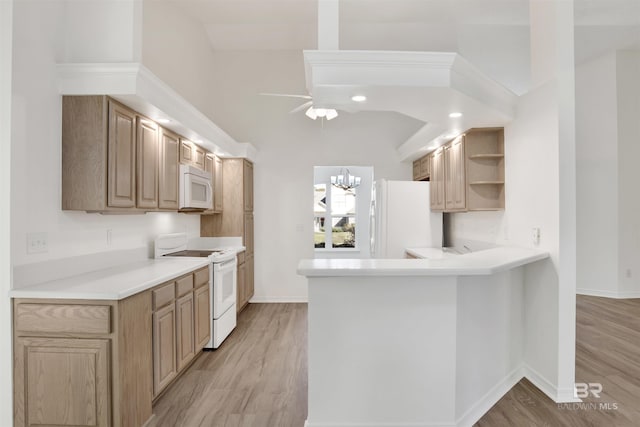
[325, 109, 338, 120]
[315, 108, 327, 118]
[305, 106, 318, 120]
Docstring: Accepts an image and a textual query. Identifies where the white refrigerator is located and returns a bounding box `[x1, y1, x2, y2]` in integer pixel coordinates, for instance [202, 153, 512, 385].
[370, 179, 443, 258]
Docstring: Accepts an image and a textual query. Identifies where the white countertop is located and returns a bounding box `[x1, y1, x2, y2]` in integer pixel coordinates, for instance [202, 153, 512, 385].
[297, 246, 549, 277]
[9, 258, 211, 300]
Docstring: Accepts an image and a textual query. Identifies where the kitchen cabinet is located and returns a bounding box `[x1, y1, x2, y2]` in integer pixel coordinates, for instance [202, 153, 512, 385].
[201, 158, 254, 312]
[444, 136, 466, 212]
[180, 138, 206, 170]
[429, 128, 504, 212]
[153, 302, 178, 396]
[62, 96, 139, 212]
[430, 148, 446, 211]
[158, 127, 180, 210]
[136, 117, 159, 209]
[151, 266, 210, 398]
[203, 153, 223, 214]
[13, 293, 153, 427]
[243, 159, 254, 212]
[412, 154, 431, 181]
[236, 251, 247, 313]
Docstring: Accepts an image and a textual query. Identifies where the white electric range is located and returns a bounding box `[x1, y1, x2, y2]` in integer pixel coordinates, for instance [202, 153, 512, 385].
[154, 233, 240, 349]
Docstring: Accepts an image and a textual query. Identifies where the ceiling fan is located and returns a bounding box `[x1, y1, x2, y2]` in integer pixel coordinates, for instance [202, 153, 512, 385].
[259, 93, 338, 120]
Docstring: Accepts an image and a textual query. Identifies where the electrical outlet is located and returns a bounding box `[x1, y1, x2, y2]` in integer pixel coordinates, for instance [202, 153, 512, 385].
[27, 232, 48, 254]
[532, 227, 541, 246]
[626, 269, 632, 279]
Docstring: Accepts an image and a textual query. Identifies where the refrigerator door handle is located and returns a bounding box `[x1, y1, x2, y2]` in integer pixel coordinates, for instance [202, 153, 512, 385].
[369, 199, 376, 256]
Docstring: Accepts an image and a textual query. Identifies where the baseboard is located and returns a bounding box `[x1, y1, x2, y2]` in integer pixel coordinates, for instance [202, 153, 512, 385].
[577, 288, 640, 299]
[304, 421, 455, 427]
[249, 296, 308, 303]
[455, 365, 525, 427]
[522, 363, 580, 403]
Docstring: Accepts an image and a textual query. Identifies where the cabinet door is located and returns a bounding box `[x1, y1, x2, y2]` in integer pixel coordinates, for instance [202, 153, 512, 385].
[175, 293, 195, 372]
[159, 128, 180, 210]
[420, 156, 430, 179]
[445, 137, 466, 211]
[246, 254, 254, 304]
[236, 259, 246, 313]
[194, 285, 211, 350]
[153, 304, 177, 396]
[412, 159, 421, 181]
[430, 148, 445, 211]
[136, 117, 159, 209]
[179, 139, 193, 165]
[203, 154, 215, 213]
[243, 212, 254, 257]
[14, 337, 110, 427]
[107, 100, 136, 208]
[213, 155, 223, 212]
[194, 147, 206, 170]
[243, 160, 253, 212]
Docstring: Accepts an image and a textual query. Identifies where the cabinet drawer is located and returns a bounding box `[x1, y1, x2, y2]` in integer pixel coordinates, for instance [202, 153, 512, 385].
[176, 275, 194, 297]
[15, 303, 111, 334]
[153, 282, 175, 310]
[194, 267, 209, 289]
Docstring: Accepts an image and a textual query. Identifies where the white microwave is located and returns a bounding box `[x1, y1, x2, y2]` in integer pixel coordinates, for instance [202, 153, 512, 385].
[179, 164, 212, 210]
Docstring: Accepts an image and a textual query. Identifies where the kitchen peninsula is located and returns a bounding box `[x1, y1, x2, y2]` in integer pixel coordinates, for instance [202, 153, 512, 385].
[298, 247, 549, 427]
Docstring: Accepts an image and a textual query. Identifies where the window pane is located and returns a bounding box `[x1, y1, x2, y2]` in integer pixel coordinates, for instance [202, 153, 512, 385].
[314, 216, 326, 248]
[314, 184, 327, 215]
[331, 216, 356, 248]
[331, 187, 356, 216]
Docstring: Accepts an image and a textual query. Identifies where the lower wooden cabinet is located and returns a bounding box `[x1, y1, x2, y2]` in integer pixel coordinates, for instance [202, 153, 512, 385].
[153, 303, 178, 396]
[14, 337, 110, 427]
[13, 265, 211, 427]
[194, 284, 211, 349]
[176, 292, 196, 372]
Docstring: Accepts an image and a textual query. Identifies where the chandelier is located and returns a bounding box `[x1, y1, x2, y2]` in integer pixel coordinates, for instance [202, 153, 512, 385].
[331, 168, 361, 190]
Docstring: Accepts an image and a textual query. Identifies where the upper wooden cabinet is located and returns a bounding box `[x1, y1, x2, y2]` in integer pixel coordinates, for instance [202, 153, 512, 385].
[243, 159, 254, 212]
[158, 128, 180, 210]
[63, 96, 138, 212]
[412, 154, 431, 181]
[203, 153, 223, 214]
[430, 148, 445, 211]
[180, 138, 206, 170]
[428, 128, 505, 212]
[136, 117, 159, 209]
[444, 136, 466, 212]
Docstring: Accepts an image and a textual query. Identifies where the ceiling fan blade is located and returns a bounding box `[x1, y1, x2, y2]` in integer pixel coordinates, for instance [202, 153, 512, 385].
[259, 92, 312, 100]
[289, 101, 313, 114]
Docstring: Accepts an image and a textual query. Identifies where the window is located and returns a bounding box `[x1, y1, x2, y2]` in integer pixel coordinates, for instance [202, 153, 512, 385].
[314, 166, 372, 254]
[314, 181, 357, 249]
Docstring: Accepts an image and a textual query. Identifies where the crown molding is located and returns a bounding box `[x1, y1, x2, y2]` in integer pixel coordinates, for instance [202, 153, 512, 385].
[56, 62, 254, 159]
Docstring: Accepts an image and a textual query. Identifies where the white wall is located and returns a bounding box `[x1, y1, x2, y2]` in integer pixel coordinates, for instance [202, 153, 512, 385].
[142, 0, 217, 118]
[575, 50, 640, 298]
[1, 0, 14, 423]
[575, 53, 619, 296]
[11, 1, 200, 270]
[202, 50, 418, 302]
[615, 51, 640, 296]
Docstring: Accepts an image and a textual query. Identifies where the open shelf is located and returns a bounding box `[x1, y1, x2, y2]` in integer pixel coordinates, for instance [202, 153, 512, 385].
[469, 181, 505, 185]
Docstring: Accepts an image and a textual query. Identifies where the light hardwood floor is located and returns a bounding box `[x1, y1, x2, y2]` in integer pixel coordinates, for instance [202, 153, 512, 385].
[151, 296, 640, 427]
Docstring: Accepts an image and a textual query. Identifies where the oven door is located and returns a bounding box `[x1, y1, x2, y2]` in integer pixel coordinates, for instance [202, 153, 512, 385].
[212, 258, 237, 318]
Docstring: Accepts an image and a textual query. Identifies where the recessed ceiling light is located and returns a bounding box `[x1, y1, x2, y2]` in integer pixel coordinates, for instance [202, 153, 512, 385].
[156, 118, 171, 124]
[351, 95, 367, 102]
[448, 112, 463, 118]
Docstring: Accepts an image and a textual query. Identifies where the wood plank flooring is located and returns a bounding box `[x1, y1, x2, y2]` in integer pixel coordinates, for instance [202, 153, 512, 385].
[151, 296, 640, 427]
[149, 304, 307, 427]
